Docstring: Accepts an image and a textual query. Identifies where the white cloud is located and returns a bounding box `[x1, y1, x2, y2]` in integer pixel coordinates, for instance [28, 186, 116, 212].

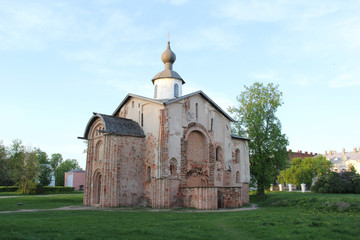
[251, 71, 281, 82]
[217, 0, 287, 22]
[177, 26, 242, 52]
[0, 1, 167, 51]
[216, 0, 340, 23]
[329, 74, 360, 88]
[165, 0, 190, 6]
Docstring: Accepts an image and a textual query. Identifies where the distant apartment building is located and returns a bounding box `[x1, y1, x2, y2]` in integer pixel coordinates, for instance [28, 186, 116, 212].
[324, 147, 360, 173]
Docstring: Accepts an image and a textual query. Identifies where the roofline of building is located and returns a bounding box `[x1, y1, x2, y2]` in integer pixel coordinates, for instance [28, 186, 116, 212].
[112, 93, 165, 116]
[111, 91, 236, 122]
[82, 112, 146, 139]
[165, 90, 236, 122]
[231, 134, 249, 141]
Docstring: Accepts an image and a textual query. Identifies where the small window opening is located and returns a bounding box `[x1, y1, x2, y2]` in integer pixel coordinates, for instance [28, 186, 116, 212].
[195, 103, 198, 119]
[216, 147, 221, 162]
[236, 171, 240, 183]
[174, 83, 179, 98]
[154, 85, 158, 98]
[211, 118, 213, 131]
[147, 166, 151, 182]
[170, 163, 176, 175]
[132, 101, 134, 108]
[169, 158, 177, 176]
[235, 149, 240, 163]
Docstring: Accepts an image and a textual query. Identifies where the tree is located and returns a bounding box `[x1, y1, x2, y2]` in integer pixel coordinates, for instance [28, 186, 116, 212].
[229, 82, 289, 195]
[278, 156, 332, 188]
[37, 150, 52, 186]
[0, 141, 12, 186]
[18, 149, 40, 194]
[7, 139, 26, 184]
[55, 159, 80, 186]
[50, 153, 63, 173]
[4, 140, 40, 193]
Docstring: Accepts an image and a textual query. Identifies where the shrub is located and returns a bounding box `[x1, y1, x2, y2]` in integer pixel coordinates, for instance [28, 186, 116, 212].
[353, 175, 360, 194]
[42, 186, 75, 193]
[0, 186, 18, 192]
[35, 183, 44, 194]
[311, 171, 360, 193]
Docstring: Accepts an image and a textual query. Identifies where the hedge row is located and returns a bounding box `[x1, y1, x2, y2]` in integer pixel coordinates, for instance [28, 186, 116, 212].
[0, 186, 75, 194]
[0, 186, 18, 192]
[42, 186, 75, 193]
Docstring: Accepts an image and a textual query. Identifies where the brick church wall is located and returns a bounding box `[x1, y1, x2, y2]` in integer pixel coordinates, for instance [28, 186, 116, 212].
[84, 131, 145, 207]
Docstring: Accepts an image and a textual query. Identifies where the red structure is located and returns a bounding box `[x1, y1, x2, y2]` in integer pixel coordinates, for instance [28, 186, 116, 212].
[288, 149, 318, 161]
[64, 169, 85, 190]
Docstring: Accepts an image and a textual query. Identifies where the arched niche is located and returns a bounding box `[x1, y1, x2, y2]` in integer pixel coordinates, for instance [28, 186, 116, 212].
[92, 169, 102, 205]
[185, 129, 209, 187]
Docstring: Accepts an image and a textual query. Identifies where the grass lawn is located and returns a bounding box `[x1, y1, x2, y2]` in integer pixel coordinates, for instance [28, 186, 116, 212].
[0, 192, 359, 240]
[0, 193, 83, 211]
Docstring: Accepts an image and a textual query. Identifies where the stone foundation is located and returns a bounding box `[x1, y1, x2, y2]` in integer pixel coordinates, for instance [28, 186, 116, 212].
[181, 186, 243, 210]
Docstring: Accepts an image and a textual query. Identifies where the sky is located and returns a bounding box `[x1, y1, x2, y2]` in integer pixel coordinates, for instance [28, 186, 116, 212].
[1, 0, 359, 169]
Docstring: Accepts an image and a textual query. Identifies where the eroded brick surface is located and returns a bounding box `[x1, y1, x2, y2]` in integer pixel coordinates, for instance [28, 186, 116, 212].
[83, 94, 250, 210]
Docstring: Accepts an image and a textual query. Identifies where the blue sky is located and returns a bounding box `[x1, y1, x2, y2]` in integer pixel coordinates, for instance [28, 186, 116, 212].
[1, 0, 359, 169]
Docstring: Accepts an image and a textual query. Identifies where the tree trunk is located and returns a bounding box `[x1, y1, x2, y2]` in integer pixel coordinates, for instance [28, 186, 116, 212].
[256, 188, 265, 195]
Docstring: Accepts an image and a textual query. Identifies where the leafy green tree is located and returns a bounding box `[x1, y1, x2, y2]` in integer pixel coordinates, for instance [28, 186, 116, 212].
[37, 150, 52, 186]
[0, 141, 12, 186]
[229, 82, 289, 195]
[18, 149, 40, 194]
[7, 139, 26, 184]
[3, 140, 40, 193]
[278, 156, 331, 187]
[50, 153, 63, 173]
[55, 159, 80, 186]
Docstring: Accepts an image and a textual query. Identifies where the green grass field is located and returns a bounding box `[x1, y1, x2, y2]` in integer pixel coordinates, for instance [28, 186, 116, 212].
[0, 192, 359, 240]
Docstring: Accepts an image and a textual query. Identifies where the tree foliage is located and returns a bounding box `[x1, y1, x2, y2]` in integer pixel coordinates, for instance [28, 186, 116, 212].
[55, 159, 80, 186]
[229, 82, 289, 195]
[0, 139, 81, 192]
[277, 156, 331, 188]
[0, 140, 41, 193]
[17, 150, 40, 194]
[311, 170, 360, 194]
[0, 142, 13, 186]
[50, 153, 63, 173]
[38, 150, 52, 186]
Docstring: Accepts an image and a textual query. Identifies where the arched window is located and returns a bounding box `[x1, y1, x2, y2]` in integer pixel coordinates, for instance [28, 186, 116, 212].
[147, 166, 151, 182]
[154, 85, 158, 98]
[174, 83, 179, 98]
[236, 171, 240, 183]
[95, 140, 103, 161]
[216, 147, 221, 162]
[235, 149, 240, 163]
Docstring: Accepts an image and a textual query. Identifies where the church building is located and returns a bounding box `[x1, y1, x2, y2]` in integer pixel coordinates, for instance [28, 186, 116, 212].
[81, 41, 250, 209]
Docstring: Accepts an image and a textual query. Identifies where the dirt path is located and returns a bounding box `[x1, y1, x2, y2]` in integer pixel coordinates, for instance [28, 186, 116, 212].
[0, 204, 258, 214]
